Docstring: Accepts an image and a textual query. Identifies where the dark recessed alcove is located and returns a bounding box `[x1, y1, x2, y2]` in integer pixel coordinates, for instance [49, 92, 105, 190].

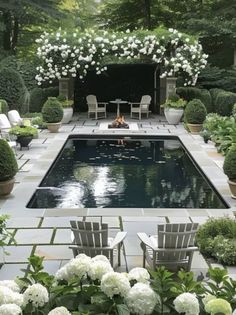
[74, 63, 160, 113]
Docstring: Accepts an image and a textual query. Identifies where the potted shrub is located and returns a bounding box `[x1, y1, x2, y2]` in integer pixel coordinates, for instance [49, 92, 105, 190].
[223, 144, 236, 198]
[0, 139, 18, 196]
[162, 93, 187, 125]
[184, 98, 207, 134]
[42, 97, 63, 133]
[9, 126, 38, 149]
[57, 94, 74, 124]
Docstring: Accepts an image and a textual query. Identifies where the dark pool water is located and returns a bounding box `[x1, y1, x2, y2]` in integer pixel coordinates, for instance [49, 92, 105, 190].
[27, 137, 227, 209]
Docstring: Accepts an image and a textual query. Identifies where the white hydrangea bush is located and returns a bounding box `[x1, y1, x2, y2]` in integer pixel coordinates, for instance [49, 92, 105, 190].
[1, 253, 234, 315]
[35, 28, 207, 86]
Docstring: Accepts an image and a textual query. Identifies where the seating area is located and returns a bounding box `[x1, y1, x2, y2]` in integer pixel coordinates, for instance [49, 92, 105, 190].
[86, 94, 152, 120]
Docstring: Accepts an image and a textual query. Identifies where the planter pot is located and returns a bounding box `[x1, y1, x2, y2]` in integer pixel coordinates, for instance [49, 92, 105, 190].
[17, 136, 33, 149]
[62, 107, 73, 124]
[228, 180, 236, 199]
[0, 178, 15, 196]
[187, 123, 203, 134]
[164, 108, 184, 125]
[47, 122, 61, 133]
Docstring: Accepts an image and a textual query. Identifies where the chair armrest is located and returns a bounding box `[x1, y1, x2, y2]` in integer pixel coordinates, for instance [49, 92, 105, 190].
[129, 102, 140, 105]
[98, 102, 108, 105]
[152, 247, 199, 253]
[137, 233, 157, 250]
[109, 231, 127, 248]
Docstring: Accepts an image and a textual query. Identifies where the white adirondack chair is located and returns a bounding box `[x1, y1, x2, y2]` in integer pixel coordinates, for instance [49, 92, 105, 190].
[70, 221, 127, 268]
[86, 95, 107, 119]
[130, 95, 151, 120]
[138, 223, 199, 271]
[8, 110, 23, 126]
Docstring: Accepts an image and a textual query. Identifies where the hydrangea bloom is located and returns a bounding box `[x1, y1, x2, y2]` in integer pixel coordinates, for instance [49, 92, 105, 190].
[0, 304, 22, 315]
[88, 260, 113, 281]
[101, 271, 131, 298]
[0, 303, 22, 315]
[128, 267, 150, 284]
[91, 255, 110, 263]
[174, 292, 199, 315]
[202, 294, 216, 306]
[0, 281, 20, 293]
[56, 254, 92, 282]
[205, 298, 232, 315]
[23, 283, 49, 308]
[125, 283, 157, 315]
[48, 306, 71, 315]
[0, 286, 23, 307]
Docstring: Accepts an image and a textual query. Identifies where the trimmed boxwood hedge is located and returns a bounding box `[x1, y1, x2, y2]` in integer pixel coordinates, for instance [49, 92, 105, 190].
[215, 91, 236, 116]
[0, 67, 29, 113]
[176, 87, 213, 113]
[0, 139, 18, 182]
[29, 87, 59, 112]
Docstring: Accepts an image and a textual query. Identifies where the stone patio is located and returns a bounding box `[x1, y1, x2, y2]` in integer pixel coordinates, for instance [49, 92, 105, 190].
[0, 112, 235, 279]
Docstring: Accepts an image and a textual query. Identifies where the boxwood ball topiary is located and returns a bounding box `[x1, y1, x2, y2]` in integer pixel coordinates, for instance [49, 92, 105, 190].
[223, 144, 236, 182]
[0, 139, 18, 182]
[184, 99, 207, 124]
[42, 97, 63, 123]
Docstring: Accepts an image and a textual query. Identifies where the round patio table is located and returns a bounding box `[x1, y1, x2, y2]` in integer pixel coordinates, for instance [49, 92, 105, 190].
[110, 99, 128, 116]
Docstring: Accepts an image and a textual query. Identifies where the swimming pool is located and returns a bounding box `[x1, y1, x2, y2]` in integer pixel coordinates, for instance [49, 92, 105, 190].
[27, 135, 228, 209]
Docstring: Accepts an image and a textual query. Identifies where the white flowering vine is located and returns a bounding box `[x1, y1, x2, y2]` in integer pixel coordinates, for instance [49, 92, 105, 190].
[35, 28, 207, 86]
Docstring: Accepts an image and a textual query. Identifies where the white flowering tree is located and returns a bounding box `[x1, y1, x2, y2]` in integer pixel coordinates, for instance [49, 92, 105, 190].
[35, 28, 208, 88]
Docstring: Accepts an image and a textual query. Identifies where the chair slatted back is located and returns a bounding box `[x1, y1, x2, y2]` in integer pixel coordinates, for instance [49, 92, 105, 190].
[140, 95, 151, 111]
[157, 223, 198, 262]
[0, 114, 11, 130]
[70, 221, 109, 258]
[8, 110, 23, 126]
[87, 95, 98, 111]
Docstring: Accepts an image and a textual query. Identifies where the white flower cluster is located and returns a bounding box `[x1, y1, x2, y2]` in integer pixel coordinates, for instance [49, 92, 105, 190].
[0, 286, 23, 307]
[0, 280, 20, 293]
[128, 267, 150, 284]
[48, 306, 71, 315]
[174, 292, 199, 315]
[35, 28, 207, 86]
[55, 253, 112, 282]
[23, 283, 49, 308]
[125, 283, 157, 315]
[0, 303, 22, 315]
[101, 271, 131, 298]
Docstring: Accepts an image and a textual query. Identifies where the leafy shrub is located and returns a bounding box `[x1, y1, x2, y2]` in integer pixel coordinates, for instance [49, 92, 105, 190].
[0, 56, 38, 91]
[0, 67, 29, 113]
[177, 87, 213, 113]
[223, 144, 236, 181]
[29, 87, 59, 112]
[9, 126, 38, 137]
[167, 93, 180, 102]
[203, 114, 236, 154]
[57, 94, 67, 102]
[215, 91, 236, 116]
[0, 139, 18, 181]
[184, 99, 207, 124]
[0, 99, 9, 114]
[14, 254, 236, 314]
[197, 66, 236, 92]
[42, 97, 63, 123]
[196, 217, 236, 265]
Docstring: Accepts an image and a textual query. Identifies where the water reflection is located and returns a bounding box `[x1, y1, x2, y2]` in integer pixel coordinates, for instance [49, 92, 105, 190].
[27, 138, 226, 209]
